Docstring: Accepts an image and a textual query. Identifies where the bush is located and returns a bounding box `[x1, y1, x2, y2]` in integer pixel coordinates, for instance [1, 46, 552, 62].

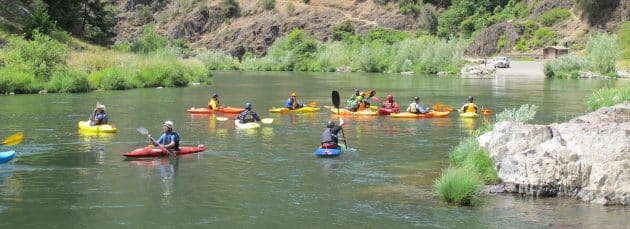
[261, 0, 275, 10]
[197, 51, 240, 70]
[586, 87, 630, 111]
[586, 33, 617, 75]
[219, 0, 240, 18]
[0, 67, 40, 94]
[496, 104, 538, 123]
[89, 66, 140, 90]
[434, 167, 483, 206]
[2, 32, 70, 82]
[532, 27, 557, 48]
[538, 8, 571, 26]
[543, 54, 587, 78]
[131, 26, 168, 53]
[331, 20, 355, 41]
[46, 68, 90, 93]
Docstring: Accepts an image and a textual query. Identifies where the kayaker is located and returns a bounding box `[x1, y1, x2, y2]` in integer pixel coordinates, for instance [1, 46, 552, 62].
[285, 92, 303, 110]
[148, 121, 180, 151]
[321, 118, 345, 148]
[237, 102, 261, 123]
[406, 96, 431, 114]
[381, 94, 400, 113]
[459, 96, 478, 113]
[89, 104, 108, 126]
[346, 88, 360, 107]
[208, 93, 221, 110]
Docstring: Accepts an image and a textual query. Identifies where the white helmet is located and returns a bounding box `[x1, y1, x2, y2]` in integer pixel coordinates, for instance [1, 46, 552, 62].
[163, 121, 174, 129]
[96, 104, 106, 110]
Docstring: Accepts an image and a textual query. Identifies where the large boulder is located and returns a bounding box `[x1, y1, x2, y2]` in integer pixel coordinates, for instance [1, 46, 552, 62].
[478, 103, 630, 205]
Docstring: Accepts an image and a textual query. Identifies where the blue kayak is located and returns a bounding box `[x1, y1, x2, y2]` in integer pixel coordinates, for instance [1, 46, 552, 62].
[314, 144, 345, 157]
[0, 151, 16, 164]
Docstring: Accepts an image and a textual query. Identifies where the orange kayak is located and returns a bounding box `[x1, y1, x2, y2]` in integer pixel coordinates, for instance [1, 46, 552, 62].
[390, 111, 451, 118]
[187, 106, 245, 114]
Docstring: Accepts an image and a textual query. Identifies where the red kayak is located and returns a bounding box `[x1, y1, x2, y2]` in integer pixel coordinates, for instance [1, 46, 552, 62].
[377, 107, 399, 115]
[123, 145, 207, 157]
[187, 106, 245, 114]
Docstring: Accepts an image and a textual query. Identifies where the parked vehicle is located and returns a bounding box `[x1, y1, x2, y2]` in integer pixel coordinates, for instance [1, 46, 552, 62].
[492, 56, 510, 68]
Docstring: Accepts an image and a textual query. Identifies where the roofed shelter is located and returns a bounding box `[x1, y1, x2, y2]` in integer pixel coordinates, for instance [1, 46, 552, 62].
[543, 46, 569, 59]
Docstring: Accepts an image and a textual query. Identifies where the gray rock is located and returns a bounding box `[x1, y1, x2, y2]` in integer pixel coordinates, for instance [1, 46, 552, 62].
[479, 103, 630, 205]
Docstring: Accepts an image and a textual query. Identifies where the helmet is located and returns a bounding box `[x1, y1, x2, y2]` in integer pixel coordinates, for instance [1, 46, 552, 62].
[414, 96, 420, 101]
[327, 120, 335, 128]
[97, 104, 106, 110]
[245, 102, 252, 110]
[387, 94, 393, 100]
[291, 92, 296, 97]
[163, 121, 174, 129]
[467, 96, 473, 102]
[360, 92, 366, 97]
[212, 93, 218, 98]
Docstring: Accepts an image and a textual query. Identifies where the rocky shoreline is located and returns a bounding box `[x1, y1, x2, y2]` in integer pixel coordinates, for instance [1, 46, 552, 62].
[478, 103, 629, 205]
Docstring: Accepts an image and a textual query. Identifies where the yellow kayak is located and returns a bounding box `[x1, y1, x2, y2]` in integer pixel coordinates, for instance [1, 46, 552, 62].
[78, 121, 117, 133]
[269, 107, 321, 113]
[459, 112, 479, 118]
[390, 111, 451, 118]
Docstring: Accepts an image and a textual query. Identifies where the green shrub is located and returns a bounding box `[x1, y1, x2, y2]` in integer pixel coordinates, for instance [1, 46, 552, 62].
[434, 167, 483, 206]
[586, 33, 617, 75]
[46, 68, 90, 93]
[532, 27, 557, 48]
[619, 22, 630, 63]
[538, 8, 571, 26]
[449, 137, 477, 166]
[112, 42, 132, 52]
[261, 0, 275, 10]
[0, 67, 40, 94]
[365, 27, 410, 45]
[463, 149, 501, 184]
[2, 32, 70, 82]
[197, 51, 240, 70]
[356, 43, 390, 72]
[543, 54, 587, 78]
[135, 4, 153, 23]
[586, 87, 630, 111]
[496, 104, 539, 123]
[89, 66, 140, 90]
[219, 0, 240, 18]
[331, 20, 355, 41]
[131, 26, 168, 53]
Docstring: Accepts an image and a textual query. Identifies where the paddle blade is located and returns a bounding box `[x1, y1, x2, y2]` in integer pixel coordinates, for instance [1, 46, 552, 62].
[309, 101, 318, 107]
[482, 108, 492, 115]
[368, 90, 376, 98]
[261, 118, 274, 124]
[136, 127, 149, 135]
[332, 91, 340, 109]
[2, 132, 23, 146]
[216, 117, 229, 121]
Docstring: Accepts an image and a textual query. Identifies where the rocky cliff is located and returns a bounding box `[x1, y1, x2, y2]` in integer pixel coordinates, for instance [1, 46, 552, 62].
[114, 0, 420, 58]
[478, 103, 630, 205]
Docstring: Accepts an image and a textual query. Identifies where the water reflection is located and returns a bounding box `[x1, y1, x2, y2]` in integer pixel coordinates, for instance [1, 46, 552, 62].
[125, 156, 179, 198]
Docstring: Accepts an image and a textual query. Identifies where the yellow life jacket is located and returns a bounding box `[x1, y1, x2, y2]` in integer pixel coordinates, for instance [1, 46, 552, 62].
[465, 102, 476, 113]
[209, 99, 220, 110]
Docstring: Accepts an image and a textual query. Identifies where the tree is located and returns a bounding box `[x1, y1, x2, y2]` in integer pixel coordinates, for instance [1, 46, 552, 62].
[25, 0, 55, 39]
[43, 0, 115, 44]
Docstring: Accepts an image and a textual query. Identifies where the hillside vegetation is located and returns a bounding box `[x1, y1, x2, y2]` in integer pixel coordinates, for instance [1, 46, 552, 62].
[0, 0, 627, 94]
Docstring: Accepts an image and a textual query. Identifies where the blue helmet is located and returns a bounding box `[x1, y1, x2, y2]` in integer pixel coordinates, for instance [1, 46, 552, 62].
[245, 102, 252, 110]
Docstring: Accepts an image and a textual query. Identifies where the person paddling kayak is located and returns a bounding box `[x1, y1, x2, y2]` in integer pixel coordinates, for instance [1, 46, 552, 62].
[321, 118, 345, 148]
[285, 92, 304, 110]
[406, 96, 431, 114]
[346, 89, 361, 108]
[208, 93, 222, 110]
[89, 104, 108, 126]
[148, 121, 180, 152]
[237, 102, 261, 124]
[459, 96, 478, 113]
[381, 94, 400, 113]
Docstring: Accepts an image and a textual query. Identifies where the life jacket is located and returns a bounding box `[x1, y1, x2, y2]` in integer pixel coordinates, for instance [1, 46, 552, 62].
[321, 128, 338, 145]
[209, 99, 220, 110]
[292, 98, 299, 109]
[164, 131, 180, 150]
[465, 103, 477, 113]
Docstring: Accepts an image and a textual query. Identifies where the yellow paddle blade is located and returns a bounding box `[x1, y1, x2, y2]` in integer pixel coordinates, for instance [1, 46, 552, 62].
[261, 118, 274, 124]
[481, 108, 492, 115]
[309, 101, 318, 107]
[216, 117, 229, 121]
[2, 132, 24, 146]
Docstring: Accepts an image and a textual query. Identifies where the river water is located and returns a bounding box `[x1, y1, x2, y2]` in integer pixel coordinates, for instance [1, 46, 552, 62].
[0, 71, 628, 228]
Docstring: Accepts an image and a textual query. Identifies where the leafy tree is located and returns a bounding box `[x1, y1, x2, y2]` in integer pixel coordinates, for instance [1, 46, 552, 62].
[43, 0, 116, 44]
[131, 26, 168, 53]
[575, 0, 619, 25]
[25, 0, 55, 39]
[331, 20, 355, 41]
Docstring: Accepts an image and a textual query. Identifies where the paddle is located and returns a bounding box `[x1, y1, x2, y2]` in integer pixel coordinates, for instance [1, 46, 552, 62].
[136, 127, 174, 157]
[332, 91, 347, 149]
[309, 101, 318, 107]
[216, 117, 274, 124]
[1, 132, 24, 146]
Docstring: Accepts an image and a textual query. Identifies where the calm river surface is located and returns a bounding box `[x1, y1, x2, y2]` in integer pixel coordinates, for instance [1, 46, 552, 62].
[0, 71, 628, 228]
